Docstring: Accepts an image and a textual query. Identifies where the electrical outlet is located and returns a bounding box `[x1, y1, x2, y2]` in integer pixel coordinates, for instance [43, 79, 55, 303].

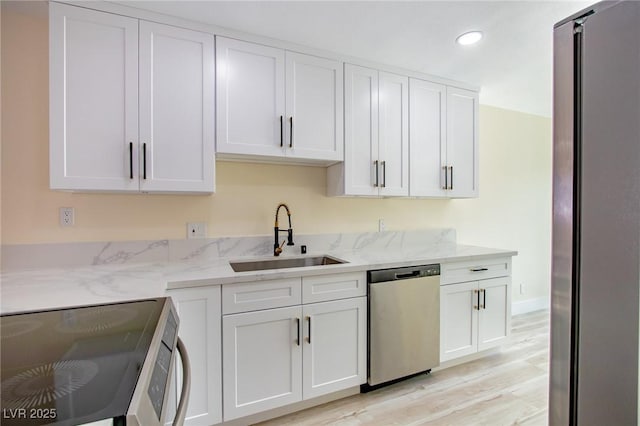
[187, 222, 207, 239]
[59, 207, 74, 227]
[378, 219, 386, 232]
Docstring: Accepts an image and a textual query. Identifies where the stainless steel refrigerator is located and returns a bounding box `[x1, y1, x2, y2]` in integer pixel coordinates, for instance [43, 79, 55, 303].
[551, 1, 640, 425]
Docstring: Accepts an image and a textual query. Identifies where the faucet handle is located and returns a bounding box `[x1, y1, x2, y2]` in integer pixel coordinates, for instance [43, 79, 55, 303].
[275, 239, 286, 256]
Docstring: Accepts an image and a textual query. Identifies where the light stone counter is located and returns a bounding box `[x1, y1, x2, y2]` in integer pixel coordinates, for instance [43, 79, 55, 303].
[1, 262, 167, 314]
[1, 230, 516, 314]
[162, 243, 517, 287]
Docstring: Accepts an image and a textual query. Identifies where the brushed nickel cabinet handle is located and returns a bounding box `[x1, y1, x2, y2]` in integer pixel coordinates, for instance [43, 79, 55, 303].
[474, 289, 479, 310]
[450, 166, 454, 190]
[381, 161, 386, 188]
[374, 160, 379, 187]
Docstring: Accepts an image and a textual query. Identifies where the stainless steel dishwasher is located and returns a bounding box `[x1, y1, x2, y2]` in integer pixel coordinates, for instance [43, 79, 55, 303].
[365, 264, 440, 389]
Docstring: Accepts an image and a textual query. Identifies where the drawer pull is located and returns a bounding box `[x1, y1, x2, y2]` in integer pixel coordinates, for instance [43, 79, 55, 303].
[470, 267, 489, 272]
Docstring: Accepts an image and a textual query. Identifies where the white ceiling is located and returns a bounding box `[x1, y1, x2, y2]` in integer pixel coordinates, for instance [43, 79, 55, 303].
[117, 0, 592, 117]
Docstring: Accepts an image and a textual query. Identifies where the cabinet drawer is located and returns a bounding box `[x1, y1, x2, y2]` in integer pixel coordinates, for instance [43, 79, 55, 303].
[441, 257, 511, 285]
[222, 278, 302, 314]
[302, 272, 366, 304]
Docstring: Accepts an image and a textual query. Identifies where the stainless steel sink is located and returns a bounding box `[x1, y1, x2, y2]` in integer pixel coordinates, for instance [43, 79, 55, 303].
[230, 255, 346, 273]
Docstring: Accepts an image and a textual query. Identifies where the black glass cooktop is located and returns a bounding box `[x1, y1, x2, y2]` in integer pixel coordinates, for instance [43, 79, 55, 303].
[1, 299, 165, 426]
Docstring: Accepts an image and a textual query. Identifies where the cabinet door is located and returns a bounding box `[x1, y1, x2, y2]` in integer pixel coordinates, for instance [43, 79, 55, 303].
[378, 72, 409, 196]
[165, 286, 222, 426]
[49, 3, 139, 191]
[344, 64, 379, 196]
[440, 281, 479, 362]
[223, 306, 302, 420]
[446, 87, 479, 198]
[216, 37, 285, 158]
[409, 78, 447, 197]
[285, 52, 343, 162]
[302, 297, 366, 399]
[478, 277, 511, 351]
[139, 22, 215, 193]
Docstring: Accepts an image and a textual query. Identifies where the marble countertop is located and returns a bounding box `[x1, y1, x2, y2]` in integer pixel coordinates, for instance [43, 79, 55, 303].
[163, 244, 517, 286]
[1, 243, 516, 315]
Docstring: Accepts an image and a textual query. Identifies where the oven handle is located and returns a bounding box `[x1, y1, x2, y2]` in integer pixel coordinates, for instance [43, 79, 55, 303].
[173, 337, 191, 426]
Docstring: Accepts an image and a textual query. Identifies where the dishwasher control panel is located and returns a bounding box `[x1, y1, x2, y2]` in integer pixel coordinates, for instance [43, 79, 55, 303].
[368, 264, 440, 283]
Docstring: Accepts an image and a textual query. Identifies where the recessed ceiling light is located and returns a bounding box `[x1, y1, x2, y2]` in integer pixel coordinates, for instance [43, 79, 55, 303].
[456, 31, 483, 46]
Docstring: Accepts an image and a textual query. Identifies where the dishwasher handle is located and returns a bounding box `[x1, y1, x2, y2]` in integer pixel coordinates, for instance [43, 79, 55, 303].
[368, 264, 440, 283]
[395, 270, 421, 280]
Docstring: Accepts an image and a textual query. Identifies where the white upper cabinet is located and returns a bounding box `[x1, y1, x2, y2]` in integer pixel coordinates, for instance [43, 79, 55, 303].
[409, 80, 478, 198]
[328, 64, 408, 197]
[216, 36, 343, 164]
[50, 3, 139, 192]
[139, 22, 215, 193]
[216, 37, 285, 158]
[340, 64, 379, 196]
[409, 79, 447, 197]
[49, 3, 215, 193]
[378, 72, 409, 196]
[447, 86, 479, 198]
[285, 52, 343, 162]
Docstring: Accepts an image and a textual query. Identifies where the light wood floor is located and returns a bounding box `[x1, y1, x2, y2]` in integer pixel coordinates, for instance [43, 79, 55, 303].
[257, 310, 550, 426]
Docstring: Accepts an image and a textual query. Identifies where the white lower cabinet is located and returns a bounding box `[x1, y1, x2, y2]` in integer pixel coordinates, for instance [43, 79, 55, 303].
[165, 286, 222, 426]
[477, 277, 511, 351]
[302, 298, 366, 399]
[223, 306, 303, 421]
[440, 276, 511, 362]
[222, 291, 366, 421]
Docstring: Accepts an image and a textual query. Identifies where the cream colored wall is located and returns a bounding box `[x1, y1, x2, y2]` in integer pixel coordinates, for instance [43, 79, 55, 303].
[1, 1, 552, 302]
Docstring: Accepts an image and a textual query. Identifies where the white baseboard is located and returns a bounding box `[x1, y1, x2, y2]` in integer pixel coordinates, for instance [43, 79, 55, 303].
[512, 297, 549, 315]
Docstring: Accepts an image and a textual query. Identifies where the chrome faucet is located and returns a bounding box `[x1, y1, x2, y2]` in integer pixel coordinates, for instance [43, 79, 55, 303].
[274, 203, 294, 256]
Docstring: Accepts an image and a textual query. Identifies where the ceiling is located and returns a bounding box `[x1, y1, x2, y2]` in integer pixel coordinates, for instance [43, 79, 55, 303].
[117, 1, 592, 117]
